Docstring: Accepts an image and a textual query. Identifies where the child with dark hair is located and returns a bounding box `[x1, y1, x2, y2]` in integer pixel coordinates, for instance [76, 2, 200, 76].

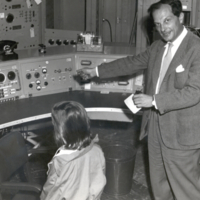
[40, 101, 106, 200]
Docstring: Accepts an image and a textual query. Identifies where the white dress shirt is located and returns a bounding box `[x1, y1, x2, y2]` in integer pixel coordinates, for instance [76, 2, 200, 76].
[155, 27, 188, 94]
[152, 27, 188, 108]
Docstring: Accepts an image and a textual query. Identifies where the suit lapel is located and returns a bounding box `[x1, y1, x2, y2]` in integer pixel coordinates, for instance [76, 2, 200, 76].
[163, 32, 190, 81]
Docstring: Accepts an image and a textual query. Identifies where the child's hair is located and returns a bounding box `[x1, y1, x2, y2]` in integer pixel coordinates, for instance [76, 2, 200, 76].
[51, 101, 94, 150]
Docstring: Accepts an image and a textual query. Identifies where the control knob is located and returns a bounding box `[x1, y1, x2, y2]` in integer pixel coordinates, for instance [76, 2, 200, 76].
[63, 40, 69, 45]
[34, 72, 40, 78]
[36, 80, 41, 85]
[42, 68, 47, 74]
[7, 71, 16, 80]
[44, 82, 48, 86]
[36, 85, 41, 90]
[48, 39, 54, 45]
[70, 40, 77, 45]
[0, 73, 5, 83]
[56, 40, 62, 45]
[26, 73, 32, 79]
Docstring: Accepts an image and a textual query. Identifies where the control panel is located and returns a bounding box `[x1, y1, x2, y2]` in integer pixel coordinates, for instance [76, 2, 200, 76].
[0, 61, 23, 103]
[0, 0, 41, 50]
[20, 54, 76, 97]
[0, 48, 143, 103]
[75, 54, 141, 93]
[44, 29, 79, 47]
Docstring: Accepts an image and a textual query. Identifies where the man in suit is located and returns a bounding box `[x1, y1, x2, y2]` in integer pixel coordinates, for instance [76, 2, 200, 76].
[77, 0, 200, 199]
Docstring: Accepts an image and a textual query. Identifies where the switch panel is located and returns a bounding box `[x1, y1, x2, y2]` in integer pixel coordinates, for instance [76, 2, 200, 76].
[20, 55, 76, 97]
[75, 54, 141, 93]
[0, 0, 41, 49]
[0, 61, 23, 103]
[0, 48, 143, 102]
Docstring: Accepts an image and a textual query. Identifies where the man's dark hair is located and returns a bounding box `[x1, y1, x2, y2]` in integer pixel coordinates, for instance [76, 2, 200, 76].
[148, 0, 182, 18]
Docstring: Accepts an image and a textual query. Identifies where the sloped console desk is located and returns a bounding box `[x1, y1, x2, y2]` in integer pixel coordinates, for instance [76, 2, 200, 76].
[0, 44, 143, 130]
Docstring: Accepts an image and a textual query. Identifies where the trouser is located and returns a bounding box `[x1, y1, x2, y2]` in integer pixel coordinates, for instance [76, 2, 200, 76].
[148, 111, 200, 200]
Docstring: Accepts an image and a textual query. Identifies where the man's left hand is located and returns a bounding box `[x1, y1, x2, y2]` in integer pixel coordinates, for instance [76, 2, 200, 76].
[133, 94, 153, 108]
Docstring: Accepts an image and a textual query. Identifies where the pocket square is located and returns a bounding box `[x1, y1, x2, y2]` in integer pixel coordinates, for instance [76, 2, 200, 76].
[176, 64, 185, 73]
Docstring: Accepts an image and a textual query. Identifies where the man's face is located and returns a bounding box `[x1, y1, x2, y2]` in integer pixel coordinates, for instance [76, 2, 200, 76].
[152, 4, 184, 42]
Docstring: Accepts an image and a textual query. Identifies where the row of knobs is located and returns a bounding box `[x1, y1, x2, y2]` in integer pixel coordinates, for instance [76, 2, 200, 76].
[48, 39, 77, 46]
[26, 68, 47, 80]
[26, 68, 72, 90]
[26, 67, 72, 80]
[0, 71, 16, 83]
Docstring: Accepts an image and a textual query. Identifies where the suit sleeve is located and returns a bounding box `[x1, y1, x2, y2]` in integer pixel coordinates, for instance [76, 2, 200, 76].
[98, 46, 151, 79]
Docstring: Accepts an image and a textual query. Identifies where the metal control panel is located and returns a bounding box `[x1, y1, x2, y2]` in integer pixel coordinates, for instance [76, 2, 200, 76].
[0, 61, 23, 103]
[0, 0, 41, 49]
[0, 49, 143, 103]
[44, 29, 79, 47]
[20, 54, 76, 97]
[75, 54, 142, 93]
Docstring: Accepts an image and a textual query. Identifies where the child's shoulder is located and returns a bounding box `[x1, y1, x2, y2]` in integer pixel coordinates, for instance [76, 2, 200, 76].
[92, 143, 103, 151]
[89, 143, 104, 157]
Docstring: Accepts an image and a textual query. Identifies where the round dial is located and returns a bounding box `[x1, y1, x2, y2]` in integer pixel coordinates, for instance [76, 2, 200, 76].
[0, 73, 5, 83]
[7, 71, 16, 80]
[34, 72, 40, 78]
[48, 39, 54, 45]
[26, 73, 31, 79]
[6, 13, 14, 23]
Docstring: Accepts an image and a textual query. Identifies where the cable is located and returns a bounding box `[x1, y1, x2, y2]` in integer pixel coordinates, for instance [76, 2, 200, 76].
[129, 12, 138, 44]
[102, 18, 113, 42]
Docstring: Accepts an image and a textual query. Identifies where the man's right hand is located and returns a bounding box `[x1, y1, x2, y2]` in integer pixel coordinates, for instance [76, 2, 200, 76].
[76, 67, 97, 80]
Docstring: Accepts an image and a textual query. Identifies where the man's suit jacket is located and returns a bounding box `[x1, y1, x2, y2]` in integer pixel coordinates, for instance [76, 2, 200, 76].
[98, 31, 200, 150]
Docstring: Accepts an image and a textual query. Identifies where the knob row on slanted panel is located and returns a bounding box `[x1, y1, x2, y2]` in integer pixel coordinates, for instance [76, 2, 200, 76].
[48, 39, 77, 46]
[0, 71, 16, 83]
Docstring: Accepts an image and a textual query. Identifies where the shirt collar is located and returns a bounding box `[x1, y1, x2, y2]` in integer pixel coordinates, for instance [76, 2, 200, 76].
[165, 26, 188, 47]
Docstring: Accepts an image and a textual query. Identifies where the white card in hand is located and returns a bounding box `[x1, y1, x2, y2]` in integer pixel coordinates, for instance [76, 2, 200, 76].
[124, 94, 141, 114]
